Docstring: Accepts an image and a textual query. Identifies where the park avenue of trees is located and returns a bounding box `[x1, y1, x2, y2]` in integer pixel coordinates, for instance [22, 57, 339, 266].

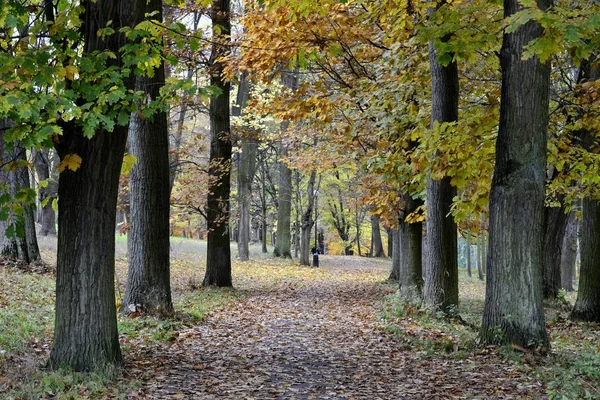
[0, 0, 599, 393]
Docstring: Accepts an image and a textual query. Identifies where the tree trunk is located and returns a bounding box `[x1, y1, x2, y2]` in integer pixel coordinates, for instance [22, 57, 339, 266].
[386, 226, 393, 258]
[300, 172, 316, 266]
[0, 129, 40, 263]
[542, 203, 568, 299]
[389, 228, 400, 281]
[424, 29, 459, 313]
[560, 211, 576, 292]
[466, 228, 472, 278]
[571, 198, 600, 322]
[477, 231, 484, 281]
[50, 122, 128, 370]
[203, 0, 232, 287]
[480, 0, 551, 347]
[274, 143, 292, 258]
[123, 0, 173, 317]
[235, 73, 256, 262]
[400, 194, 424, 300]
[371, 215, 385, 257]
[32, 149, 57, 236]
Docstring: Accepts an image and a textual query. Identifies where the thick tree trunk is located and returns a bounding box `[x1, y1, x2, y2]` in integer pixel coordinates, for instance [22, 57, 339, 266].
[50, 125, 127, 370]
[32, 149, 57, 236]
[480, 0, 551, 347]
[371, 215, 385, 257]
[400, 194, 424, 300]
[123, 7, 173, 317]
[235, 73, 256, 262]
[571, 198, 600, 322]
[560, 211, 576, 291]
[300, 172, 316, 266]
[542, 203, 568, 299]
[389, 228, 400, 281]
[203, 0, 232, 287]
[425, 33, 459, 313]
[274, 147, 292, 258]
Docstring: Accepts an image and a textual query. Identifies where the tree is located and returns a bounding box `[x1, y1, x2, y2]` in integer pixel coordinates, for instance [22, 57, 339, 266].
[0, 125, 40, 263]
[399, 194, 424, 300]
[235, 73, 256, 262]
[299, 171, 317, 266]
[571, 58, 600, 322]
[273, 70, 298, 259]
[370, 215, 385, 257]
[204, 0, 233, 287]
[542, 202, 568, 299]
[560, 211, 577, 291]
[480, 0, 551, 347]
[122, 0, 173, 317]
[424, 19, 460, 313]
[32, 149, 57, 236]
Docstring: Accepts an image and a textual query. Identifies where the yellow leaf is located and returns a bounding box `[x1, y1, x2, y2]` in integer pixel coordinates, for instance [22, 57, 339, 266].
[57, 154, 82, 173]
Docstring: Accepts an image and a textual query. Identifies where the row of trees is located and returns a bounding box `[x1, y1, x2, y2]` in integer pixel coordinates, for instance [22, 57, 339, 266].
[1, 0, 599, 371]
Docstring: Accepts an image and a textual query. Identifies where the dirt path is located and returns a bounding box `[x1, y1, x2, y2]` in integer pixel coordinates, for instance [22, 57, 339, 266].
[126, 257, 544, 399]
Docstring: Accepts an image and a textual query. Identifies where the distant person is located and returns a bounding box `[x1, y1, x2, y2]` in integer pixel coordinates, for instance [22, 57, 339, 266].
[311, 246, 320, 267]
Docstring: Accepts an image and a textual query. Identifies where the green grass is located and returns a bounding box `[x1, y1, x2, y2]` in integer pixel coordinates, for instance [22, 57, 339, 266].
[0, 270, 54, 354]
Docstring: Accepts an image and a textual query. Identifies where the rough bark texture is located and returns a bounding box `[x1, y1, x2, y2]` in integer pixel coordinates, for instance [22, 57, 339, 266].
[425, 38, 459, 313]
[371, 215, 385, 257]
[32, 149, 57, 236]
[274, 143, 292, 258]
[542, 204, 568, 299]
[48, 0, 145, 370]
[0, 128, 40, 263]
[560, 211, 576, 292]
[235, 73, 255, 262]
[480, 0, 551, 347]
[571, 199, 600, 322]
[300, 172, 316, 266]
[477, 233, 484, 281]
[203, 0, 232, 287]
[400, 195, 424, 301]
[123, 0, 173, 317]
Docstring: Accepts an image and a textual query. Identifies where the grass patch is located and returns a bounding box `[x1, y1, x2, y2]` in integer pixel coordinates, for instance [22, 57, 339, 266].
[0, 270, 54, 355]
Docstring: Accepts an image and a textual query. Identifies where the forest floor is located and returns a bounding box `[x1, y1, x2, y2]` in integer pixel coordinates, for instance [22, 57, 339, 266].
[1, 237, 599, 399]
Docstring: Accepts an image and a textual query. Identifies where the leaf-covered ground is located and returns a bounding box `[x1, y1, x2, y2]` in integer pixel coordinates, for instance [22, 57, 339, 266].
[122, 256, 544, 399]
[2, 238, 599, 399]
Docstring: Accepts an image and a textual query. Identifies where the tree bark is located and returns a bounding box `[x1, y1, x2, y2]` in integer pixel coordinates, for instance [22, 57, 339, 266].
[371, 215, 385, 257]
[32, 149, 57, 236]
[571, 58, 600, 322]
[400, 194, 424, 300]
[542, 203, 568, 299]
[477, 231, 484, 281]
[0, 128, 40, 263]
[123, 0, 173, 317]
[300, 172, 316, 266]
[203, 0, 232, 287]
[571, 199, 600, 322]
[235, 73, 256, 262]
[466, 228, 472, 278]
[424, 26, 459, 313]
[560, 211, 576, 291]
[274, 143, 292, 258]
[389, 227, 400, 281]
[480, 0, 551, 347]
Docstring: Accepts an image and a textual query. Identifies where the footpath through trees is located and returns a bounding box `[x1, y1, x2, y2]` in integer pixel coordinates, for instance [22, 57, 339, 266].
[124, 257, 543, 399]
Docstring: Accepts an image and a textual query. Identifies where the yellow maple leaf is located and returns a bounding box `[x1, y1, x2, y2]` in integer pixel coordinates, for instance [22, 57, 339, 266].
[57, 154, 82, 173]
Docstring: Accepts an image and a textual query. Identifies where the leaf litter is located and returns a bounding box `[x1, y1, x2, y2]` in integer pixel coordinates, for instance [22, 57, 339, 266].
[123, 256, 544, 399]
